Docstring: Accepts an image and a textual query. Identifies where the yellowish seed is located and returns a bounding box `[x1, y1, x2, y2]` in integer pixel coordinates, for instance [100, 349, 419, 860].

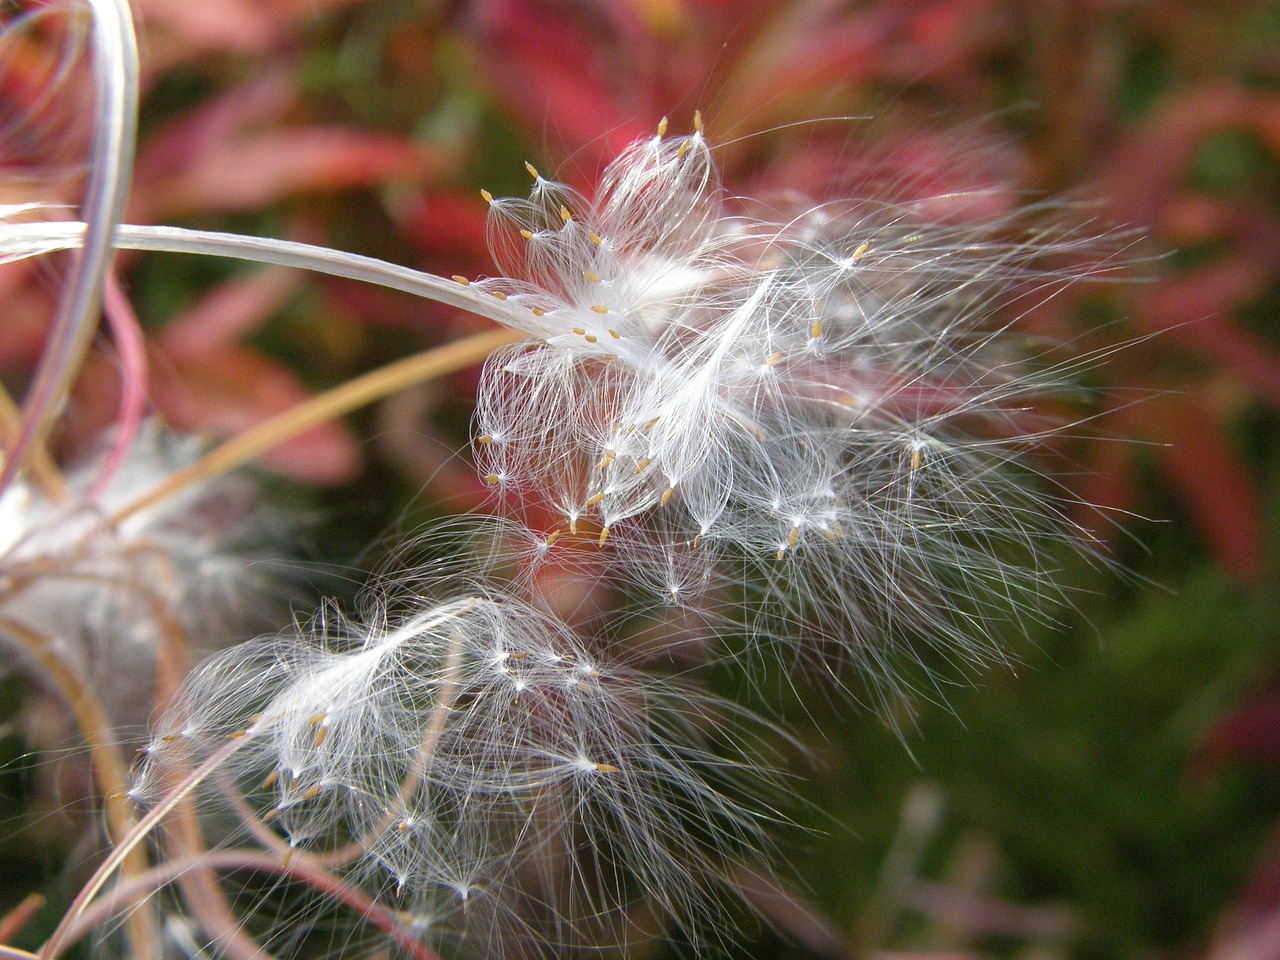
[313, 726, 329, 748]
[810, 319, 822, 339]
[608, 328, 621, 339]
[531, 306, 546, 317]
[852, 241, 870, 260]
[491, 290, 508, 301]
[589, 231, 603, 246]
[583, 270, 601, 283]
[477, 434, 494, 445]
[644, 417, 660, 431]
[660, 487, 674, 506]
[485, 473, 500, 485]
[451, 275, 470, 286]
[595, 762, 621, 773]
[788, 526, 800, 549]
[520, 229, 534, 240]
[595, 450, 617, 470]
[693, 109, 703, 132]
[585, 492, 606, 507]
[633, 457, 652, 475]
[560, 205, 572, 222]
[766, 351, 783, 367]
[572, 327, 586, 336]
[584, 334, 598, 343]
[545, 529, 561, 548]
[598, 526, 610, 547]
[591, 305, 609, 314]
[479, 189, 493, 203]
[261, 770, 280, 790]
[677, 139, 690, 160]
[657, 116, 668, 136]
[524, 161, 540, 179]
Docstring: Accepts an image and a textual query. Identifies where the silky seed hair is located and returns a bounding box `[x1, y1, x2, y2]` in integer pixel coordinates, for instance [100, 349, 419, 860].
[457, 116, 1125, 705]
[133, 566, 784, 957]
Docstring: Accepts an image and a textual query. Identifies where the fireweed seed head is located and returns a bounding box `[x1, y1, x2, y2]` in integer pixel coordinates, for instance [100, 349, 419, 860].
[462, 119, 1128, 701]
[0, 420, 294, 731]
[133, 578, 784, 956]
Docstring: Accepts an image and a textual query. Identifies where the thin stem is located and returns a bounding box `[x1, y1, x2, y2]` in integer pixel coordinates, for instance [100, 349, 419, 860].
[0, 894, 44, 944]
[113, 326, 520, 524]
[0, 387, 65, 502]
[60, 849, 442, 960]
[88, 273, 150, 502]
[38, 735, 248, 960]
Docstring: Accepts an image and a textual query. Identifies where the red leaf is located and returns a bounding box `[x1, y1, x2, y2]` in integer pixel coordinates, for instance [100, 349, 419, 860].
[141, 128, 441, 219]
[1140, 267, 1280, 409]
[161, 269, 301, 356]
[1155, 399, 1265, 584]
[1196, 698, 1280, 772]
[150, 345, 362, 484]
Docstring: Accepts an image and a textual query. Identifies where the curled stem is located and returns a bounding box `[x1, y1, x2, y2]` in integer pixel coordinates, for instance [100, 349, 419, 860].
[0, 0, 138, 493]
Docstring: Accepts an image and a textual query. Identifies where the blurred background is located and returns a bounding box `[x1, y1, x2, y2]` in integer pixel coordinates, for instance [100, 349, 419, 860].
[2, 1, 1279, 958]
